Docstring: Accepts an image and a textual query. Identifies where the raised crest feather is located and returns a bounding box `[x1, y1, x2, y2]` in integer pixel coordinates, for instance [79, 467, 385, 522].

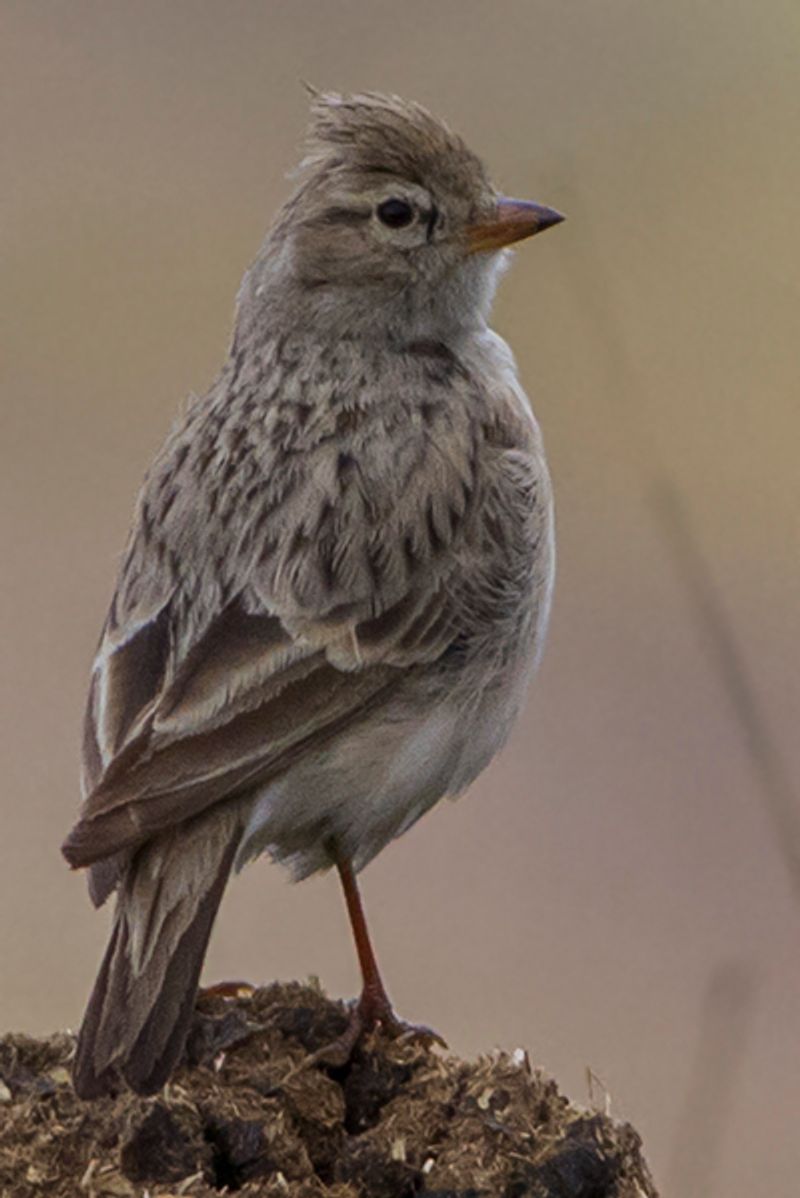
[299, 90, 491, 197]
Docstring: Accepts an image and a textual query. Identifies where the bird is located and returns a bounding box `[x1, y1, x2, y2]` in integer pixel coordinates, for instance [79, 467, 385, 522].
[62, 89, 563, 1099]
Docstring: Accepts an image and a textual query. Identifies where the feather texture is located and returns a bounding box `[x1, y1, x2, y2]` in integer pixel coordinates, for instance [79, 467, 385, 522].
[72, 804, 241, 1097]
[63, 89, 559, 1098]
[64, 331, 515, 871]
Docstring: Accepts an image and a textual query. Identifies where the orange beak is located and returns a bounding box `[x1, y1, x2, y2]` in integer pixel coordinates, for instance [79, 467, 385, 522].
[466, 196, 565, 254]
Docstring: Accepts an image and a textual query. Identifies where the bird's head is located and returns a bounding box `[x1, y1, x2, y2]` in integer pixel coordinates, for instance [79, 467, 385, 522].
[239, 91, 563, 343]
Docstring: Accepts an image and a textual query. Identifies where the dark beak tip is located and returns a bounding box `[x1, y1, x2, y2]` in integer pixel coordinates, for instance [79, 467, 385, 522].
[467, 198, 565, 253]
[536, 205, 566, 231]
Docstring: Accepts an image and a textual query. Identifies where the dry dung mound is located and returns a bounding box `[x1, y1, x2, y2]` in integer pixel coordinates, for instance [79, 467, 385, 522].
[0, 980, 658, 1197]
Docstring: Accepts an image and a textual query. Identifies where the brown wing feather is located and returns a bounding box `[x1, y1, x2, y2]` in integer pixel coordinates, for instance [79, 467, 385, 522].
[65, 361, 492, 880]
[65, 584, 454, 871]
[156, 605, 294, 729]
[64, 656, 400, 867]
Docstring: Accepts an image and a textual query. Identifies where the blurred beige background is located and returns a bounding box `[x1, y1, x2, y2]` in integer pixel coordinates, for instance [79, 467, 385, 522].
[2, 2, 799, 1194]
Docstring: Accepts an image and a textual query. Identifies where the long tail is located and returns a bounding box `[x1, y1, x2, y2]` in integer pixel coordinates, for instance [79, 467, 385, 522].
[72, 806, 241, 1098]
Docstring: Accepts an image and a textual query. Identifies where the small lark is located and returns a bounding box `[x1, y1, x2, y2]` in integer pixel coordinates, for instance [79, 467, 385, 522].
[63, 91, 563, 1098]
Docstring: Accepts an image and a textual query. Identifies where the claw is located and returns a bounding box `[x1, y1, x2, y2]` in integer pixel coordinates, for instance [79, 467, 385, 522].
[309, 998, 446, 1067]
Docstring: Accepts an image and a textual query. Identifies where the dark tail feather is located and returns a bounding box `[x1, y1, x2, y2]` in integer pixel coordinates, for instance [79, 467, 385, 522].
[72, 918, 127, 1098]
[72, 815, 239, 1099]
[120, 849, 235, 1095]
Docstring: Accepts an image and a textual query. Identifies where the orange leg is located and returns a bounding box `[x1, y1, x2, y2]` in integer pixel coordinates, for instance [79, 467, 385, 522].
[310, 858, 446, 1065]
[338, 858, 395, 1028]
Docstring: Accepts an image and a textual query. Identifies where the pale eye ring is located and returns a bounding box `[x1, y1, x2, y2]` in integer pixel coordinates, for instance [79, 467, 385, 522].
[376, 198, 414, 228]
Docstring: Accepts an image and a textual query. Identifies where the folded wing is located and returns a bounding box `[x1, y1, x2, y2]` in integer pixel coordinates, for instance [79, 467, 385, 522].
[63, 379, 489, 885]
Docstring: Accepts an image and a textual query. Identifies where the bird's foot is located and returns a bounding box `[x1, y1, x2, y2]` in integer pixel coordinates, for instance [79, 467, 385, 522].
[309, 987, 447, 1067]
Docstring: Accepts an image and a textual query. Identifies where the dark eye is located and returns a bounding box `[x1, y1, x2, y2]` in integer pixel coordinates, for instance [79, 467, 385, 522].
[377, 198, 414, 228]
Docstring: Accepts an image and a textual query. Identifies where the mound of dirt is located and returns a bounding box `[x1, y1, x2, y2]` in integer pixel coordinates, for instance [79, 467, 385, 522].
[0, 980, 657, 1197]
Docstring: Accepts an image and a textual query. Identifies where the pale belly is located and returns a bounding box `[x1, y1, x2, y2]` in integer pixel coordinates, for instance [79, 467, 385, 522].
[234, 628, 541, 880]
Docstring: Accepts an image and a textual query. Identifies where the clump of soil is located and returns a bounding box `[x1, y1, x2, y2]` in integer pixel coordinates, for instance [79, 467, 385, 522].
[0, 980, 658, 1197]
